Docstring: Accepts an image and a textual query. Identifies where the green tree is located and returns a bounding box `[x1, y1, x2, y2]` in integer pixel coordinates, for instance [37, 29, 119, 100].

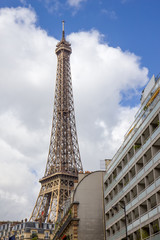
[31, 232, 38, 240]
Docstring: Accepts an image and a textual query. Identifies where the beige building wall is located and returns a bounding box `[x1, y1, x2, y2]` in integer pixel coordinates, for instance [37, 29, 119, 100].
[73, 171, 105, 240]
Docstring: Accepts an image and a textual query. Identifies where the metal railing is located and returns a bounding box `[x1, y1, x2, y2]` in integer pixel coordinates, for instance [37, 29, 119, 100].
[104, 80, 160, 177]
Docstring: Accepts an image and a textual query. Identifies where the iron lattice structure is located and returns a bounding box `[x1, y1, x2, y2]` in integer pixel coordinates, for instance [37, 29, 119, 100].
[30, 25, 83, 223]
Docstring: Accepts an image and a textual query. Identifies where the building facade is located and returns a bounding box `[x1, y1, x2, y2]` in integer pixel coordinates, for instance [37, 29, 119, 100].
[104, 74, 160, 240]
[0, 221, 54, 240]
[53, 171, 106, 240]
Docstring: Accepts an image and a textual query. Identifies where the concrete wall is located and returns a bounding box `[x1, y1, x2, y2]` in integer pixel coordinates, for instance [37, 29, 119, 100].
[73, 171, 105, 240]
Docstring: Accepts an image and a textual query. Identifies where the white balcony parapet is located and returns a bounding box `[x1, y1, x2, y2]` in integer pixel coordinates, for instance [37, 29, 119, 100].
[105, 152, 160, 213]
[104, 78, 160, 179]
[104, 133, 160, 201]
[127, 204, 160, 232]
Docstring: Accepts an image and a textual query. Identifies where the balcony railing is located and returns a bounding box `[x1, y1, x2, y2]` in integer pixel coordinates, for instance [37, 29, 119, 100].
[104, 129, 160, 201]
[107, 205, 160, 240]
[105, 160, 160, 214]
[104, 87, 160, 178]
[127, 204, 160, 232]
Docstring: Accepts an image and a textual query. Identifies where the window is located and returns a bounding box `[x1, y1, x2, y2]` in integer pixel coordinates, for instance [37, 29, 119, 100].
[45, 231, 49, 238]
[35, 223, 39, 229]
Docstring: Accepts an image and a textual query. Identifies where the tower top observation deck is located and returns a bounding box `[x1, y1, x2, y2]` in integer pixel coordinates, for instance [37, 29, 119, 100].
[55, 21, 72, 55]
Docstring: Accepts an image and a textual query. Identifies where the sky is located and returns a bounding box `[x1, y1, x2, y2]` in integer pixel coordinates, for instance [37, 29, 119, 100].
[0, 0, 159, 221]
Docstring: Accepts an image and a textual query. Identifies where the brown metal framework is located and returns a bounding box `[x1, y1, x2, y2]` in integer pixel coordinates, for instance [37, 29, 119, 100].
[30, 25, 83, 223]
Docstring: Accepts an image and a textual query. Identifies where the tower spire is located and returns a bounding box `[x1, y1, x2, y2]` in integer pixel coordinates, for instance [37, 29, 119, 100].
[62, 20, 65, 39]
[30, 24, 83, 223]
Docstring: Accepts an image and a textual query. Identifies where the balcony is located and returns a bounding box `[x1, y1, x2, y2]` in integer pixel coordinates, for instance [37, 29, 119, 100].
[127, 204, 160, 232]
[104, 130, 160, 202]
[105, 151, 160, 213]
[104, 97, 160, 178]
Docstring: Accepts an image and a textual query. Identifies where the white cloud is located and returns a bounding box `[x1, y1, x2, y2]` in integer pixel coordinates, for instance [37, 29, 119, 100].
[101, 9, 117, 20]
[67, 0, 87, 7]
[0, 7, 148, 220]
[0, 7, 56, 220]
[67, 30, 148, 169]
[19, 0, 27, 6]
[40, 0, 86, 14]
[43, 0, 62, 13]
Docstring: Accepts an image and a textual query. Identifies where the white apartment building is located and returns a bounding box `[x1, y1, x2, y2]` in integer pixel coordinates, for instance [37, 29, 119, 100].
[104, 74, 160, 240]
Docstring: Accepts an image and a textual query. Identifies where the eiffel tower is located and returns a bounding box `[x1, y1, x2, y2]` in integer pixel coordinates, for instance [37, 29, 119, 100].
[30, 22, 83, 223]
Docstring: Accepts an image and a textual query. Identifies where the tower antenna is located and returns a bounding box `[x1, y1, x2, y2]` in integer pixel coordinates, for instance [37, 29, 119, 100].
[62, 20, 65, 39]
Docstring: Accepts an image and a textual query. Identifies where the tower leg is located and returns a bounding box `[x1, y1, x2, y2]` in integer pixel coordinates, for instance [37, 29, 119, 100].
[30, 175, 76, 223]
